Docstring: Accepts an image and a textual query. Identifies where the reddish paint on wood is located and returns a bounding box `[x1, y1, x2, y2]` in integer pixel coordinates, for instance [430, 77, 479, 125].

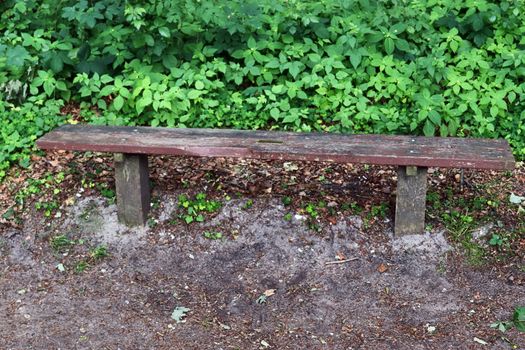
[36, 125, 515, 170]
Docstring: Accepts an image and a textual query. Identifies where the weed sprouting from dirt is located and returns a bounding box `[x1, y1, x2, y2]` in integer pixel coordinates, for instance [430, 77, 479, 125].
[90, 245, 109, 260]
[173, 192, 222, 224]
[50, 235, 74, 252]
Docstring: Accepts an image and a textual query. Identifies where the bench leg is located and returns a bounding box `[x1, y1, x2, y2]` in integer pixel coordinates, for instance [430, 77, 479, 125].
[395, 166, 428, 236]
[114, 153, 150, 226]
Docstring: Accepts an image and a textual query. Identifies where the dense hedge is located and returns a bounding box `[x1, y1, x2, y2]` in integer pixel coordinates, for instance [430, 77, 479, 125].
[1, 0, 525, 179]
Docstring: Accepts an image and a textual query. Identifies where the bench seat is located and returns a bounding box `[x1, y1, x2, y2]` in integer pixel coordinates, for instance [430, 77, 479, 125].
[37, 125, 516, 235]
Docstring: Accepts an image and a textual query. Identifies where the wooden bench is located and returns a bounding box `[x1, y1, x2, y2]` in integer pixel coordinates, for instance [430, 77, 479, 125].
[36, 125, 515, 235]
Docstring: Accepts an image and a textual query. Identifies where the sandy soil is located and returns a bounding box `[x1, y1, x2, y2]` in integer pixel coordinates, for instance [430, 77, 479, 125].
[1, 193, 524, 350]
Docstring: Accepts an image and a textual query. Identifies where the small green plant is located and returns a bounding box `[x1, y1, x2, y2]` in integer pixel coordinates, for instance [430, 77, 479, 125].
[35, 200, 60, 217]
[203, 231, 223, 240]
[75, 261, 89, 273]
[242, 199, 254, 210]
[256, 294, 268, 304]
[171, 306, 190, 323]
[97, 183, 115, 202]
[304, 202, 320, 231]
[90, 245, 109, 260]
[341, 201, 363, 214]
[147, 218, 158, 228]
[491, 306, 525, 333]
[368, 203, 389, 220]
[50, 234, 74, 252]
[176, 193, 222, 224]
[283, 212, 292, 221]
[488, 234, 504, 247]
[282, 196, 292, 206]
[151, 196, 161, 209]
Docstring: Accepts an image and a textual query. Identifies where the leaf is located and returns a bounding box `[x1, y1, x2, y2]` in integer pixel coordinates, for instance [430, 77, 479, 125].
[428, 110, 441, 125]
[263, 289, 276, 297]
[450, 40, 459, 53]
[247, 36, 257, 49]
[265, 59, 280, 69]
[99, 85, 113, 96]
[187, 90, 202, 99]
[6, 45, 30, 67]
[377, 263, 388, 273]
[171, 307, 190, 323]
[287, 61, 302, 79]
[395, 39, 410, 51]
[113, 95, 124, 111]
[423, 120, 435, 136]
[195, 81, 205, 90]
[49, 55, 64, 73]
[283, 114, 298, 123]
[509, 193, 525, 204]
[473, 337, 488, 345]
[350, 51, 362, 69]
[271, 85, 285, 94]
[136, 90, 152, 114]
[43, 81, 55, 97]
[336, 71, 349, 80]
[158, 27, 170, 38]
[270, 108, 280, 120]
[514, 307, 525, 332]
[490, 106, 499, 118]
[390, 23, 406, 34]
[308, 53, 321, 63]
[384, 38, 395, 55]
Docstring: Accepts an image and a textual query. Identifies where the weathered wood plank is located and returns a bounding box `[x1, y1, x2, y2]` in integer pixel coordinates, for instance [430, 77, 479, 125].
[36, 125, 515, 170]
[114, 153, 150, 226]
[395, 166, 428, 235]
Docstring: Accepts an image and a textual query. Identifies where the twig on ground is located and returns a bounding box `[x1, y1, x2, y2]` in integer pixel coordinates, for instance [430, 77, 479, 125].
[325, 257, 359, 265]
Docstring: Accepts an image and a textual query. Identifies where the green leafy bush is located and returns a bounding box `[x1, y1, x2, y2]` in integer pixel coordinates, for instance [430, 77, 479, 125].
[0, 98, 64, 179]
[1, 0, 525, 181]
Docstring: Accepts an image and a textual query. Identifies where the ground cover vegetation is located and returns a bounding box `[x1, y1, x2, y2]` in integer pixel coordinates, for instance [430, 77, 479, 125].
[1, 0, 525, 181]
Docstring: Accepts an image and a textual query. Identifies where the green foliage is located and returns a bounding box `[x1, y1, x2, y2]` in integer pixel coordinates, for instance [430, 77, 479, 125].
[176, 193, 222, 224]
[491, 306, 525, 333]
[1, 0, 525, 181]
[203, 231, 223, 240]
[241, 199, 254, 210]
[75, 260, 89, 273]
[90, 245, 109, 260]
[50, 234, 74, 252]
[0, 99, 65, 180]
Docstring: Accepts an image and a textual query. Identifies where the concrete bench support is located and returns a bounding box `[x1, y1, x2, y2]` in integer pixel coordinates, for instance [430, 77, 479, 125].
[395, 166, 428, 235]
[114, 153, 150, 226]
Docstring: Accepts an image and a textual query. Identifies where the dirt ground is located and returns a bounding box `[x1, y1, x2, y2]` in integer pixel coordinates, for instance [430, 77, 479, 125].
[1, 189, 524, 349]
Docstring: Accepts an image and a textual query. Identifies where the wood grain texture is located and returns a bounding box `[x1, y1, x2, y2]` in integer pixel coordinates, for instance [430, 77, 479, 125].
[36, 125, 515, 170]
[114, 153, 150, 226]
[395, 166, 428, 235]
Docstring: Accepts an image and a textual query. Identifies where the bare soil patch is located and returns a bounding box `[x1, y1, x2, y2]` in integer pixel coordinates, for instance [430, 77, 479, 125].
[0, 155, 524, 349]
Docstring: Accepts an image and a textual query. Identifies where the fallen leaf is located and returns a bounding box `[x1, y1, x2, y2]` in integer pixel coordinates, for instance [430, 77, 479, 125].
[263, 289, 275, 297]
[283, 162, 298, 171]
[327, 216, 337, 225]
[64, 197, 76, 206]
[377, 263, 388, 273]
[336, 251, 346, 261]
[171, 306, 190, 323]
[473, 337, 487, 345]
[509, 193, 525, 204]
